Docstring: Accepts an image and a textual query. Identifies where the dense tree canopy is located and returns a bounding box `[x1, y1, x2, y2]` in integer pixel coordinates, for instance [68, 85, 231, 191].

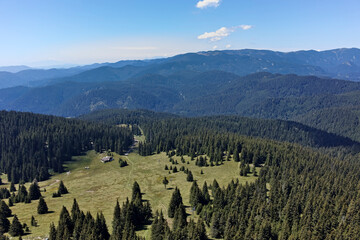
[0, 110, 133, 183]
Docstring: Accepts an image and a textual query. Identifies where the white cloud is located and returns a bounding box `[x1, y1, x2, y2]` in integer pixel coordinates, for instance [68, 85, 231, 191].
[226, 44, 231, 48]
[213, 45, 218, 50]
[196, 0, 220, 9]
[240, 25, 252, 30]
[198, 27, 233, 41]
[198, 25, 252, 42]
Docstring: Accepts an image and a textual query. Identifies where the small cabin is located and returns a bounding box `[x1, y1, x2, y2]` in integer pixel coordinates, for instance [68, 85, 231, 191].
[101, 156, 113, 163]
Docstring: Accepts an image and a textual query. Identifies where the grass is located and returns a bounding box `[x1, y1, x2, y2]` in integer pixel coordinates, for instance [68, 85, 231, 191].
[4, 150, 258, 239]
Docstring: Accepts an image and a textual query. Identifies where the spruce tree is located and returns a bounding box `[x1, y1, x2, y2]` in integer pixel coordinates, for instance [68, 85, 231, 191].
[49, 223, 57, 240]
[29, 181, 42, 200]
[151, 210, 169, 240]
[37, 197, 48, 214]
[186, 171, 194, 182]
[0, 213, 10, 234]
[58, 180, 68, 194]
[190, 181, 203, 207]
[131, 181, 141, 202]
[9, 182, 16, 192]
[162, 177, 169, 189]
[210, 212, 221, 239]
[56, 206, 73, 239]
[233, 149, 240, 162]
[31, 216, 37, 227]
[8, 198, 13, 207]
[0, 201, 11, 218]
[71, 198, 80, 223]
[111, 200, 122, 240]
[95, 212, 109, 240]
[168, 187, 183, 218]
[172, 204, 187, 231]
[9, 215, 23, 237]
[202, 182, 210, 205]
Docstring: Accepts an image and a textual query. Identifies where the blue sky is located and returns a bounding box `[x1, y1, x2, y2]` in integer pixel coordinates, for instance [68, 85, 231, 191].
[1, 0, 359, 67]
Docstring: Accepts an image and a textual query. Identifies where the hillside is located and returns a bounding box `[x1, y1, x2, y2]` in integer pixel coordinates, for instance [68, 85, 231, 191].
[0, 110, 133, 183]
[80, 109, 359, 149]
[3, 109, 360, 239]
[2, 71, 360, 142]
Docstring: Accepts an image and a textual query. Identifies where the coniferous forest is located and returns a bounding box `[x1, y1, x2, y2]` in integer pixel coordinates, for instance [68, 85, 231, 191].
[76, 109, 360, 239]
[1, 109, 360, 239]
[0, 110, 133, 183]
[2, 0, 360, 239]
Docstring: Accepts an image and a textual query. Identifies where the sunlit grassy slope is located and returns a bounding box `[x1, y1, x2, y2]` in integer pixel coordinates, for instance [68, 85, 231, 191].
[3, 150, 258, 239]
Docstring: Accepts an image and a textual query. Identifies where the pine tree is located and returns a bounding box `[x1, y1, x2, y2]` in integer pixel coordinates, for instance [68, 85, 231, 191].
[162, 177, 169, 189]
[9, 215, 23, 237]
[173, 204, 187, 231]
[210, 212, 221, 239]
[71, 198, 80, 223]
[95, 212, 110, 240]
[111, 200, 122, 240]
[190, 181, 203, 207]
[0, 213, 10, 234]
[132, 181, 141, 202]
[15, 185, 28, 203]
[168, 187, 183, 218]
[187, 171, 194, 182]
[58, 180, 68, 195]
[56, 206, 73, 239]
[49, 222, 57, 240]
[37, 197, 48, 214]
[233, 149, 240, 162]
[0, 201, 11, 218]
[31, 216, 37, 227]
[202, 182, 210, 205]
[29, 181, 42, 200]
[9, 182, 16, 192]
[8, 198, 13, 207]
[155, 211, 170, 240]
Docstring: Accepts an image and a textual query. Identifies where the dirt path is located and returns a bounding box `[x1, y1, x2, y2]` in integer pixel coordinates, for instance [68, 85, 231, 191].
[42, 179, 60, 188]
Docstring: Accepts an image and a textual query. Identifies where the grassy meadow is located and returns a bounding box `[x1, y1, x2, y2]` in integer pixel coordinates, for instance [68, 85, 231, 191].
[1, 149, 258, 239]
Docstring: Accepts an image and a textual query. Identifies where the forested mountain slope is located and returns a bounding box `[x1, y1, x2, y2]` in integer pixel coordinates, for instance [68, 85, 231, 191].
[80, 108, 360, 239]
[80, 109, 359, 149]
[0, 110, 133, 183]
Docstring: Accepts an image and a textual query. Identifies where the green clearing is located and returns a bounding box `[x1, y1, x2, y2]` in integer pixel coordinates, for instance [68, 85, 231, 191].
[3, 150, 258, 239]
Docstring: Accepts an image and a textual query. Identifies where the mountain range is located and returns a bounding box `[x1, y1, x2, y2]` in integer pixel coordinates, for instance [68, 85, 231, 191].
[1, 48, 360, 89]
[1, 48, 360, 142]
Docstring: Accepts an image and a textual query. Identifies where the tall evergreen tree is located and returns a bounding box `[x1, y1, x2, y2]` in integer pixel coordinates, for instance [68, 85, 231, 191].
[187, 171, 194, 182]
[0, 201, 11, 218]
[162, 177, 169, 189]
[9, 182, 16, 192]
[71, 198, 81, 223]
[58, 181, 68, 195]
[37, 197, 48, 214]
[49, 222, 57, 240]
[111, 200, 122, 240]
[0, 213, 10, 234]
[56, 206, 73, 239]
[132, 181, 141, 202]
[168, 187, 183, 218]
[29, 181, 42, 200]
[173, 204, 187, 231]
[8, 215, 23, 237]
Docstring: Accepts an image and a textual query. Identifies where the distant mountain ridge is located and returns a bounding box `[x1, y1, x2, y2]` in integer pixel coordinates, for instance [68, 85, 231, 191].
[1, 48, 360, 90]
[0, 65, 31, 73]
